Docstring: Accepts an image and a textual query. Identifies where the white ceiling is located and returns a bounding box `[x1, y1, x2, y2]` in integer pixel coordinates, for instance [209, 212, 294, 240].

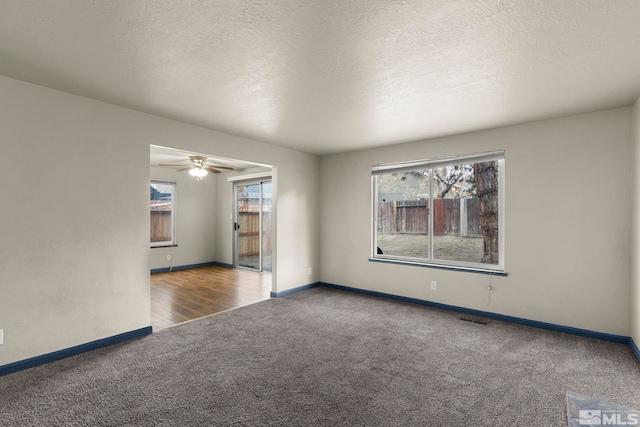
[2, 1, 640, 155]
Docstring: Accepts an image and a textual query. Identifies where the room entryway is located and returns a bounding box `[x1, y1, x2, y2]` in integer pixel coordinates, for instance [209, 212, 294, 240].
[149, 146, 275, 331]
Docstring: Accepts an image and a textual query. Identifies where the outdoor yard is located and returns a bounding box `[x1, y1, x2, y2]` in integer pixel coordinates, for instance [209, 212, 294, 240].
[376, 233, 484, 263]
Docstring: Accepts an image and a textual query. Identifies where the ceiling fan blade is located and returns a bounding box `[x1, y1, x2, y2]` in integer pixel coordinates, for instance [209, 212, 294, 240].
[157, 157, 233, 174]
[206, 165, 234, 171]
[160, 158, 195, 164]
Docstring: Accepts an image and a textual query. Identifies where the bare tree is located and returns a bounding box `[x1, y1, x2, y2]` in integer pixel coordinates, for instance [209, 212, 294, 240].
[433, 165, 474, 199]
[473, 162, 499, 264]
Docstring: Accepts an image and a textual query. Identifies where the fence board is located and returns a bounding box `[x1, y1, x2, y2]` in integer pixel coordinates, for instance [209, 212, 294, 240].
[238, 212, 259, 256]
[466, 199, 480, 235]
[377, 199, 481, 236]
[238, 211, 272, 257]
[150, 211, 172, 242]
[262, 211, 272, 254]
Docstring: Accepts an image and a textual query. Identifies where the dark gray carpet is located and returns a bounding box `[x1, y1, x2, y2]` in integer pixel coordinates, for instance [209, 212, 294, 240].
[2, 286, 640, 426]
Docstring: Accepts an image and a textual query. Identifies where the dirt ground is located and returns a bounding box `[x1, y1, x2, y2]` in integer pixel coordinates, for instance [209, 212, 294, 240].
[376, 233, 484, 263]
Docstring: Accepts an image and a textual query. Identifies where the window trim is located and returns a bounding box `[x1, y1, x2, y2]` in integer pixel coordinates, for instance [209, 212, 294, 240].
[150, 179, 177, 248]
[371, 150, 505, 273]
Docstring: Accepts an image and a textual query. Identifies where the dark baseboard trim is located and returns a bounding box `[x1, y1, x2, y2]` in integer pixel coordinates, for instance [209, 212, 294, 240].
[0, 326, 152, 377]
[630, 338, 640, 362]
[211, 261, 234, 269]
[317, 282, 631, 346]
[151, 261, 232, 274]
[270, 282, 321, 298]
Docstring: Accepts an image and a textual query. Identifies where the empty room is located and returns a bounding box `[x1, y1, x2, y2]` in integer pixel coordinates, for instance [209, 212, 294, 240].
[3, 1, 640, 426]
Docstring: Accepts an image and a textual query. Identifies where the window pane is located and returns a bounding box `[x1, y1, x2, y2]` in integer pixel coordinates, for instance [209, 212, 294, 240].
[237, 184, 261, 269]
[375, 171, 429, 259]
[432, 161, 499, 265]
[150, 182, 175, 245]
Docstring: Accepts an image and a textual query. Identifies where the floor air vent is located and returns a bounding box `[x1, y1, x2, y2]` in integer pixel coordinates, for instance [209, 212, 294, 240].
[458, 317, 488, 325]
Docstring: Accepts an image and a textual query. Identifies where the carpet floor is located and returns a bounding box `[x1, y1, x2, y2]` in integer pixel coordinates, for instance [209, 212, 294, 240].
[2, 286, 640, 426]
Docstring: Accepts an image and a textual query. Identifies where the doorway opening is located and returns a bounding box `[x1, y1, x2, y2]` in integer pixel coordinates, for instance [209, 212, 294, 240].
[234, 180, 272, 272]
[149, 145, 273, 330]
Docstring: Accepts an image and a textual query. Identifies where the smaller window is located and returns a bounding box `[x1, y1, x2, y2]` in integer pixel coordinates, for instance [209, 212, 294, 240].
[150, 180, 176, 247]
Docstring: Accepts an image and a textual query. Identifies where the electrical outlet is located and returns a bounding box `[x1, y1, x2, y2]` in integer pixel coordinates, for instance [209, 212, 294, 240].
[167, 254, 172, 261]
[431, 281, 437, 290]
[308, 267, 312, 275]
[0, 329, 4, 345]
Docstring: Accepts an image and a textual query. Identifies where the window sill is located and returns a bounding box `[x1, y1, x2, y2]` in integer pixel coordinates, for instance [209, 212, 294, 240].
[368, 257, 508, 276]
[151, 244, 178, 248]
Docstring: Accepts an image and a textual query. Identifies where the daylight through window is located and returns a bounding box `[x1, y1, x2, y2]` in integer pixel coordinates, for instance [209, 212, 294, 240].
[372, 151, 504, 272]
[150, 180, 176, 247]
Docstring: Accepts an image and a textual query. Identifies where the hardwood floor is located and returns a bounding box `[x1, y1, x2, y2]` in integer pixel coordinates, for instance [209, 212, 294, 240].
[150, 265, 271, 330]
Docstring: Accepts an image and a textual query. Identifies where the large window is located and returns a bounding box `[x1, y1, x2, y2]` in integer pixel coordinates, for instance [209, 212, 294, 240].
[150, 180, 176, 247]
[372, 151, 504, 273]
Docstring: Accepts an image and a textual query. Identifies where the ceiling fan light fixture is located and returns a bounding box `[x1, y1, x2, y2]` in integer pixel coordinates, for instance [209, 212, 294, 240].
[189, 167, 208, 179]
[157, 155, 232, 179]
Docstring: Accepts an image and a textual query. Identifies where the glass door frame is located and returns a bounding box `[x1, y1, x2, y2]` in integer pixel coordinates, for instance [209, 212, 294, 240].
[234, 179, 272, 272]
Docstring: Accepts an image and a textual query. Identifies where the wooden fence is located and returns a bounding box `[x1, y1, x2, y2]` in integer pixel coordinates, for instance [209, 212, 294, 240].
[151, 210, 271, 254]
[238, 211, 272, 257]
[150, 211, 172, 242]
[377, 199, 480, 236]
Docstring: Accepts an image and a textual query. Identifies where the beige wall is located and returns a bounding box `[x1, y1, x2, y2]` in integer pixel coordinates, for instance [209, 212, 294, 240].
[320, 108, 633, 335]
[0, 75, 319, 366]
[631, 96, 640, 344]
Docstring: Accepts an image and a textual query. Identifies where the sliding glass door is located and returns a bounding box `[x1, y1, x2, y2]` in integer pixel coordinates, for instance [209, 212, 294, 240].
[234, 180, 272, 272]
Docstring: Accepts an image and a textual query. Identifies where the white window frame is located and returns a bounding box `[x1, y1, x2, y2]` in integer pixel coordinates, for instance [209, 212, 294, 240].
[371, 150, 505, 274]
[150, 180, 177, 248]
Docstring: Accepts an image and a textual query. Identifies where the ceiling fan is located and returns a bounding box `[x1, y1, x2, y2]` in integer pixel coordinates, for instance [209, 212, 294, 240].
[158, 156, 234, 179]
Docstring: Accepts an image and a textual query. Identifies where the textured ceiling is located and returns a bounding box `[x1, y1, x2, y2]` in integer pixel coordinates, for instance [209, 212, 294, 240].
[2, 1, 640, 155]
